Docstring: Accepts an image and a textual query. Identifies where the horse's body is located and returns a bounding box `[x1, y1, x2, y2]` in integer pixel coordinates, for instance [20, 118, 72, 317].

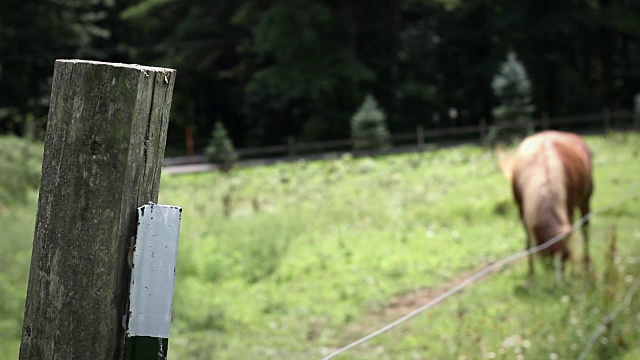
[500, 131, 593, 282]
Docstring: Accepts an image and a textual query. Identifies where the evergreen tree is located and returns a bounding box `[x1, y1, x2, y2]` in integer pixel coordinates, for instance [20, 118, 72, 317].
[0, 0, 115, 138]
[489, 51, 535, 143]
[351, 94, 390, 150]
[205, 122, 238, 172]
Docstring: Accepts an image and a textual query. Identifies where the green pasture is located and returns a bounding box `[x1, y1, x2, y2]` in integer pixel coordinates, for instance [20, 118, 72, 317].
[1, 133, 639, 359]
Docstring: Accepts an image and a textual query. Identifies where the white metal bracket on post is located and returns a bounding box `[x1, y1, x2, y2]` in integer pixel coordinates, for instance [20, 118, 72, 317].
[125, 203, 182, 359]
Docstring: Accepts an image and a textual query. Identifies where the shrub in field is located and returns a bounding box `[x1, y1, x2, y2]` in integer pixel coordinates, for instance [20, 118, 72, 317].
[489, 51, 535, 144]
[0, 135, 43, 207]
[351, 94, 390, 150]
[205, 122, 238, 172]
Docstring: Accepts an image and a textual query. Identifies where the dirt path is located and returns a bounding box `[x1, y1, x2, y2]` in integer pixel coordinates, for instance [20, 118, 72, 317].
[336, 264, 497, 346]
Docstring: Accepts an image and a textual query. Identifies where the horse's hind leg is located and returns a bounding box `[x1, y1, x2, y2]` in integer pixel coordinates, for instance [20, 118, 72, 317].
[525, 230, 535, 286]
[555, 252, 564, 285]
[580, 201, 591, 270]
[527, 238, 534, 276]
[580, 200, 597, 286]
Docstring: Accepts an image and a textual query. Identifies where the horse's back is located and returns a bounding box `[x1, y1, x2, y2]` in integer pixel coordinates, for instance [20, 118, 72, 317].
[547, 131, 593, 199]
[515, 131, 593, 205]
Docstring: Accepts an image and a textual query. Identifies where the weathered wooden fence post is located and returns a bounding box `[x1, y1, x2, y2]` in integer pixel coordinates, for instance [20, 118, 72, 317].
[287, 136, 297, 159]
[603, 107, 612, 134]
[19, 60, 176, 359]
[185, 126, 195, 160]
[542, 112, 550, 130]
[478, 117, 486, 144]
[416, 124, 424, 149]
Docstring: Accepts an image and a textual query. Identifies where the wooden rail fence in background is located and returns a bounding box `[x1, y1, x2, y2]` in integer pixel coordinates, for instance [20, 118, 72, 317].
[164, 109, 635, 167]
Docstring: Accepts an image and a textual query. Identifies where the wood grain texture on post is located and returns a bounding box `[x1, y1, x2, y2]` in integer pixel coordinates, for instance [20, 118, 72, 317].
[19, 60, 176, 359]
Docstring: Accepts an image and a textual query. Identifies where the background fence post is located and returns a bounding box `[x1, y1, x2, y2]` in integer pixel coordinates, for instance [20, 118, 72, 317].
[478, 117, 486, 144]
[287, 136, 296, 159]
[416, 123, 424, 149]
[19, 60, 176, 360]
[603, 107, 612, 134]
[542, 112, 550, 130]
[186, 126, 195, 161]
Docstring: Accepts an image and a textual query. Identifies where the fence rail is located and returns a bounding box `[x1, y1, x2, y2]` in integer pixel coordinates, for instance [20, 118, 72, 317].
[164, 109, 636, 167]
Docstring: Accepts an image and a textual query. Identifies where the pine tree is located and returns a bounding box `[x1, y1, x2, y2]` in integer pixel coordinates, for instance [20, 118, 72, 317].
[351, 94, 390, 150]
[489, 51, 535, 143]
[205, 122, 238, 172]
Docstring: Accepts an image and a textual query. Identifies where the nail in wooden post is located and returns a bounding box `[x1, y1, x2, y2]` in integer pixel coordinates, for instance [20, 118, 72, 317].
[19, 60, 176, 359]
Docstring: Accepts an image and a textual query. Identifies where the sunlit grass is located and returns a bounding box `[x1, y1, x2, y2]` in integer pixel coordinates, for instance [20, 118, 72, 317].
[154, 133, 640, 359]
[0, 133, 639, 359]
[0, 195, 37, 359]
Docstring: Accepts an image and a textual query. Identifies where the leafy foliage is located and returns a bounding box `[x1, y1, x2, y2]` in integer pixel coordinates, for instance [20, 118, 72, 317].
[0, 136, 43, 206]
[489, 51, 535, 143]
[234, 0, 374, 143]
[3, 0, 640, 151]
[205, 122, 238, 172]
[0, 0, 116, 136]
[351, 94, 390, 150]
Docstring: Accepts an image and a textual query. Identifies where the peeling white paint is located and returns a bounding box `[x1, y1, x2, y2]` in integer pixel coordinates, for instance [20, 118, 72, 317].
[127, 204, 181, 338]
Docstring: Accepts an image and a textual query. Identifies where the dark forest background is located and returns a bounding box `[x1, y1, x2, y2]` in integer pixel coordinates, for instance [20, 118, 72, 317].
[1, 0, 639, 154]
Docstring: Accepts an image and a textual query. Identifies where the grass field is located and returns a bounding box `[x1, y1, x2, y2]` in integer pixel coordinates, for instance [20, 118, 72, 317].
[1, 132, 639, 359]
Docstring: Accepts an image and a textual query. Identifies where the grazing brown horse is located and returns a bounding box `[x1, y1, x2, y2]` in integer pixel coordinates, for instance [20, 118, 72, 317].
[498, 131, 594, 283]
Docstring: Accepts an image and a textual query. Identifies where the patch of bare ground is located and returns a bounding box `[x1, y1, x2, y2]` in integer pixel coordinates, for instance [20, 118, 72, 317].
[331, 263, 501, 351]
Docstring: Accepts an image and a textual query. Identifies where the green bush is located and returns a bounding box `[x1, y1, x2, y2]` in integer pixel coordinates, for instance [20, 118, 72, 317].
[351, 94, 391, 150]
[0, 135, 43, 207]
[205, 122, 238, 172]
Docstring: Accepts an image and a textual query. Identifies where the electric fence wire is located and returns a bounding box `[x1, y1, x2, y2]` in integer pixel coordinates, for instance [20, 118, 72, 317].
[322, 184, 640, 360]
[577, 275, 640, 360]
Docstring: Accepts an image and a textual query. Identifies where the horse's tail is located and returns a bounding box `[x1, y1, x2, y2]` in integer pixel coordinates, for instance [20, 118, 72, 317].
[495, 146, 515, 181]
